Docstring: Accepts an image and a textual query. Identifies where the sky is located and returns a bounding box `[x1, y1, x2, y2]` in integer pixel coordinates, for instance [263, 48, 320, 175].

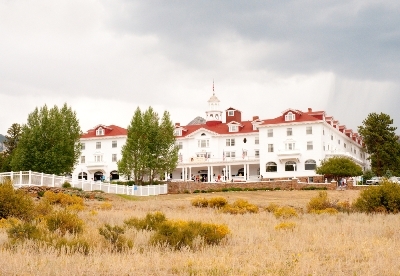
[1, 0, 399, 134]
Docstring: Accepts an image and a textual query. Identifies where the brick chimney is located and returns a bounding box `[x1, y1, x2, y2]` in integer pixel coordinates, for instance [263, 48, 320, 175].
[252, 116, 259, 121]
[308, 108, 312, 112]
[175, 123, 180, 127]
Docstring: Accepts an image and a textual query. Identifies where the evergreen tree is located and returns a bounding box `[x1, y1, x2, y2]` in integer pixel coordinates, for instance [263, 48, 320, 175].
[10, 104, 81, 175]
[358, 112, 400, 176]
[0, 123, 21, 172]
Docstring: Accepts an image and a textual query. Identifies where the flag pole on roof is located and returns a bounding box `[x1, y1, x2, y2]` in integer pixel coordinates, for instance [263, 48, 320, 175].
[213, 79, 215, 95]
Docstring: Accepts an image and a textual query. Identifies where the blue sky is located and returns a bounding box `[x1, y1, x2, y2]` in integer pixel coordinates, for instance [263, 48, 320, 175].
[1, 0, 399, 134]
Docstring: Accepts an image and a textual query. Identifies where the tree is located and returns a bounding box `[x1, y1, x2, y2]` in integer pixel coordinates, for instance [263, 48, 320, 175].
[358, 112, 400, 176]
[0, 123, 22, 172]
[315, 156, 363, 180]
[10, 103, 81, 175]
[118, 107, 178, 184]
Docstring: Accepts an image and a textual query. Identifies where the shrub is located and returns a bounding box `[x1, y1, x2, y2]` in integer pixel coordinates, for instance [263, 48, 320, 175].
[34, 200, 54, 218]
[353, 181, 400, 213]
[99, 224, 133, 252]
[310, 208, 339, 215]
[0, 179, 35, 221]
[301, 186, 327, 190]
[306, 191, 332, 212]
[275, 221, 296, 231]
[99, 202, 113, 210]
[191, 197, 209, 208]
[54, 237, 91, 255]
[221, 199, 259, 214]
[62, 182, 72, 189]
[43, 191, 84, 207]
[273, 206, 298, 219]
[124, 211, 167, 231]
[207, 197, 228, 209]
[7, 221, 46, 243]
[265, 203, 280, 213]
[150, 220, 229, 250]
[46, 209, 84, 235]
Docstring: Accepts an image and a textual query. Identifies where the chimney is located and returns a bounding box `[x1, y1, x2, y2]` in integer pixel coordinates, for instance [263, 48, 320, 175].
[175, 123, 180, 127]
[252, 116, 259, 121]
[308, 108, 312, 112]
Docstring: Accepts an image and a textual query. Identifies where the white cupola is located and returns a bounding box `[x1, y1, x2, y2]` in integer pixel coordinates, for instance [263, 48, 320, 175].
[206, 82, 223, 123]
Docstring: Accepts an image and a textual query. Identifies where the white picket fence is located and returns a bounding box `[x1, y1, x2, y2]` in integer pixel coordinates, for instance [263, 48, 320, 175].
[0, 171, 168, 196]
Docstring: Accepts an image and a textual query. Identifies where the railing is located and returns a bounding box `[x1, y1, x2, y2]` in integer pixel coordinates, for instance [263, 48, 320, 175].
[0, 171, 167, 196]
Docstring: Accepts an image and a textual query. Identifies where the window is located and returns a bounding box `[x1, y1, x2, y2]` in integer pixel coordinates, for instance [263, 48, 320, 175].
[307, 141, 313, 150]
[338, 140, 340, 145]
[96, 127, 104, 136]
[177, 142, 183, 149]
[305, 159, 316, 170]
[173, 129, 182, 136]
[308, 177, 314, 183]
[229, 125, 238, 132]
[323, 129, 325, 135]
[226, 138, 235, 146]
[287, 128, 292, 136]
[94, 155, 103, 162]
[285, 112, 295, 121]
[198, 139, 209, 148]
[285, 161, 297, 171]
[354, 149, 356, 154]
[306, 126, 312, 134]
[285, 142, 295, 150]
[255, 150, 259, 158]
[228, 110, 234, 116]
[96, 142, 101, 149]
[266, 162, 277, 172]
[344, 143, 347, 148]
[112, 154, 117, 162]
[112, 141, 117, 148]
[255, 136, 259, 145]
[331, 135, 333, 140]
[268, 144, 274, 152]
[268, 129, 273, 137]
[225, 151, 236, 158]
[80, 156, 85, 164]
[81, 143, 85, 150]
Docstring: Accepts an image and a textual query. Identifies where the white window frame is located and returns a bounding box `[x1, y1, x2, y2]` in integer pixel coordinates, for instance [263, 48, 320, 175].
[80, 156, 85, 164]
[268, 144, 274, 152]
[285, 112, 295, 121]
[285, 142, 295, 151]
[225, 151, 236, 158]
[112, 140, 117, 148]
[268, 129, 273, 137]
[112, 154, 117, 162]
[96, 127, 104, 136]
[81, 143, 85, 150]
[197, 139, 209, 148]
[255, 136, 259, 145]
[226, 138, 235, 146]
[287, 128, 293, 136]
[307, 141, 313, 150]
[255, 150, 259, 158]
[174, 129, 182, 136]
[228, 110, 234, 116]
[94, 155, 103, 163]
[177, 141, 183, 149]
[229, 125, 238, 132]
[96, 142, 101, 149]
[306, 126, 312, 134]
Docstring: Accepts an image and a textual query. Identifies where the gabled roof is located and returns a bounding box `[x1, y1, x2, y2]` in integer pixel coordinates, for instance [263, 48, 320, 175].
[227, 121, 243, 126]
[259, 111, 320, 126]
[81, 125, 127, 139]
[281, 108, 303, 115]
[226, 107, 241, 112]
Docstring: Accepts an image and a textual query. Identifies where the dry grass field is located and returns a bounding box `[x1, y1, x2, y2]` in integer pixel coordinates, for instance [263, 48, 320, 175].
[1, 189, 400, 276]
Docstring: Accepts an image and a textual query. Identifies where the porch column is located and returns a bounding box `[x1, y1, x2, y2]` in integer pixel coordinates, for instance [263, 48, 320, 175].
[181, 167, 185, 181]
[228, 165, 232, 181]
[189, 167, 192, 180]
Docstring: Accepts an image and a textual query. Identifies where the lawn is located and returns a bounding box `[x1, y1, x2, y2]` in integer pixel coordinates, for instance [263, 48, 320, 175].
[1, 189, 399, 275]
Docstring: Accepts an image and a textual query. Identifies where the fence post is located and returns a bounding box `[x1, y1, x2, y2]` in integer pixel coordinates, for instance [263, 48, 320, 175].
[10, 171, 14, 182]
[41, 173, 44, 186]
[19, 171, 22, 186]
[28, 170, 32, 186]
[52, 174, 55, 187]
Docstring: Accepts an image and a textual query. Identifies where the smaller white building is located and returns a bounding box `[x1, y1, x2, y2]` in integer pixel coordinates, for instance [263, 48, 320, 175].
[72, 124, 127, 181]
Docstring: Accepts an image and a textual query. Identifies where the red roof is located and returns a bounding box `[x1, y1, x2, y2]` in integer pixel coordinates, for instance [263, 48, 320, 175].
[81, 124, 127, 139]
[176, 120, 258, 137]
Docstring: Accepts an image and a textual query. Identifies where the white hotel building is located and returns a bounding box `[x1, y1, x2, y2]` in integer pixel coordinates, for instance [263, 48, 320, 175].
[72, 92, 369, 183]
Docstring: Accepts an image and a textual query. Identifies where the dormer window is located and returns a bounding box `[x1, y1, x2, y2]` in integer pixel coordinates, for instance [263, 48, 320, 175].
[229, 125, 238, 132]
[174, 129, 182, 136]
[96, 127, 105, 136]
[285, 112, 295, 121]
[228, 110, 234, 116]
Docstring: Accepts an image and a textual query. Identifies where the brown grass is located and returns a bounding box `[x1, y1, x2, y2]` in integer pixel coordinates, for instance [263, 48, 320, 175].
[1, 190, 400, 275]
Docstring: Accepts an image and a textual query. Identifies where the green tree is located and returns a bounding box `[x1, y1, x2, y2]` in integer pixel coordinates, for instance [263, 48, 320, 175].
[358, 112, 400, 176]
[118, 107, 178, 184]
[315, 156, 363, 180]
[0, 123, 22, 172]
[10, 103, 81, 175]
